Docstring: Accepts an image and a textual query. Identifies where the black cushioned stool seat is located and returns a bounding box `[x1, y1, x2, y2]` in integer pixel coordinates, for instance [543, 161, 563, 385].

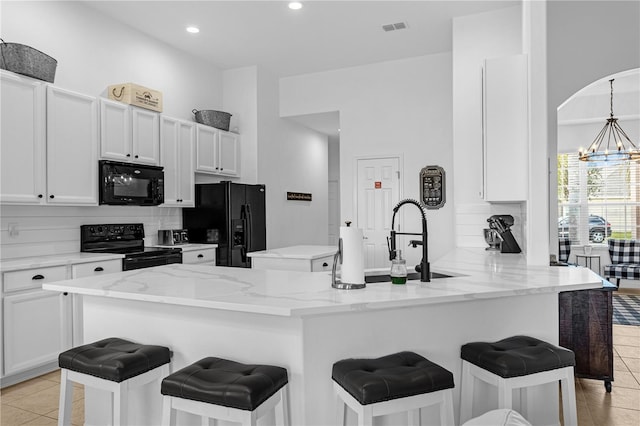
[461, 335, 575, 378]
[332, 351, 455, 425]
[332, 351, 454, 405]
[161, 357, 288, 411]
[160, 357, 290, 426]
[59, 337, 171, 382]
[459, 335, 577, 426]
[57, 337, 171, 426]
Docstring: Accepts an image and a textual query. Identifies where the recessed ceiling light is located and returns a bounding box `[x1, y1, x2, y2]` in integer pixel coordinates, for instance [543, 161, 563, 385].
[186, 26, 200, 34]
[288, 2, 303, 10]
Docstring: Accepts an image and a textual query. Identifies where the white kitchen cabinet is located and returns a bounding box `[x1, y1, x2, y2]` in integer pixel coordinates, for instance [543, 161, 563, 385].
[182, 248, 216, 265]
[1, 265, 72, 379]
[100, 98, 160, 165]
[482, 54, 528, 202]
[1, 73, 98, 206]
[3, 290, 72, 376]
[218, 131, 239, 176]
[0, 71, 46, 204]
[160, 116, 195, 207]
[71, 259, 122, 278]
[248, 246, 337, 272]
[195, 124, 239, 177]
[46, 86, 99, 205]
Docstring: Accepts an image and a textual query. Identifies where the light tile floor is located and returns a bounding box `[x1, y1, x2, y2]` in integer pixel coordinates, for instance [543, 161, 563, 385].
[1, 298, 639, 425]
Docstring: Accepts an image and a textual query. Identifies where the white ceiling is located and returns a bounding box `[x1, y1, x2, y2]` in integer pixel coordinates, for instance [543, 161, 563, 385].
[83, 0, 518, 137]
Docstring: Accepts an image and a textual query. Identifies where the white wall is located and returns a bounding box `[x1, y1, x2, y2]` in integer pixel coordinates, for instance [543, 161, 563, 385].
[258, 68, 329, 248]
[547, 0, 640, 256]
[1, 1, 223, 120]
[280, 54, 454, 265]
[452, 5, 524, 248]
[222, 66, 258, 184]
[0, 1, 223, 259]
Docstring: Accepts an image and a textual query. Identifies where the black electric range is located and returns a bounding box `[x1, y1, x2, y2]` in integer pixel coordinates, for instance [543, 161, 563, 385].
[80, 224, 182, 271]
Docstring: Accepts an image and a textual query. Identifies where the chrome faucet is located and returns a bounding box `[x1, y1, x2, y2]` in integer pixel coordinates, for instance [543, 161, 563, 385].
[387, 199, 430, 282]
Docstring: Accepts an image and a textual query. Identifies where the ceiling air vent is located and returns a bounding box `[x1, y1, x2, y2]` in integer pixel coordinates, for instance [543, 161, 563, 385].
[382, 22, 408, 32]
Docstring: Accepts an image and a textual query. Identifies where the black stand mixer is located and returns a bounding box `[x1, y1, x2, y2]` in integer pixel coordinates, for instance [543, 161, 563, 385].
[487, 215, 522, 253]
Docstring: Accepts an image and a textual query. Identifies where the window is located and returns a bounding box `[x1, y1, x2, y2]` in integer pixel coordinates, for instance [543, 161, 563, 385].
[557, 153, 640, 244]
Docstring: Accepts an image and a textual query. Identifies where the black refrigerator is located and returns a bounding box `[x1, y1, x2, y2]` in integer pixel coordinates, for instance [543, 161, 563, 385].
[182, 182, 266, 267]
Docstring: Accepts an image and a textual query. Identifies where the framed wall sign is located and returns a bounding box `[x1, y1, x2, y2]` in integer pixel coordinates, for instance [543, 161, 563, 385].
[287, 192, 312, 201]
[420, 166, 445, 209]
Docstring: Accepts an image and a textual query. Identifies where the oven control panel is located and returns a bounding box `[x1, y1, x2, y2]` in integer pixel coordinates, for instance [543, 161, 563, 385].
[81, 223, 145, 244]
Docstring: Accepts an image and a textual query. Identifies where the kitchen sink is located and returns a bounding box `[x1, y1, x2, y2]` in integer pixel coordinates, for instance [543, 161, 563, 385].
[364, 271, 452, 283]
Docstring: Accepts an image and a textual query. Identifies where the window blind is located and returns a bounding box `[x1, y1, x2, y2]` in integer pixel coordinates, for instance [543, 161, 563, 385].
[558, 153, 640, 245]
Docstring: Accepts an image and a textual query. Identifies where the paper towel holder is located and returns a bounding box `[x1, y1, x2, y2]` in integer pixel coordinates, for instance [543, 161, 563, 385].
[331, 222, 366, 290]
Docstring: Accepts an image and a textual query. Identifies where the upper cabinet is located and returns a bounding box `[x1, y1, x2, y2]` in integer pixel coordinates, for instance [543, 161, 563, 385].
[482, 54, 528, 202]
[0, 71, 47, 204]
[100, 98, 160, 165]
[160, 116, 195, 207]
[195, 124, 239, 177]
[46, 86, 99, 205]
[0, 71, 98, 206]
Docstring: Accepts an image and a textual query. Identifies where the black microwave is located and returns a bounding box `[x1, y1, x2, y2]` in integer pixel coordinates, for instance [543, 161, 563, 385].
[99, 160, 164, 206]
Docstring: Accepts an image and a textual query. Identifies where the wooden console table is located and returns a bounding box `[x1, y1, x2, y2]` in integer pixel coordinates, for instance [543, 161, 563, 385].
[559, 287, 614, 392]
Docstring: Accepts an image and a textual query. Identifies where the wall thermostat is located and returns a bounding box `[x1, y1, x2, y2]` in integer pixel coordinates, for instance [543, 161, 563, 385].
[420, 166, 445, 209]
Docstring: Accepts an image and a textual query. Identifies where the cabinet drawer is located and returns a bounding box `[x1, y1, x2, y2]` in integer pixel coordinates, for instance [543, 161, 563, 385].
[183, 249, 216, 264]
[3, 266, 67, 293]
[72, 260, 122, 278]
[311, 256, 334, 272]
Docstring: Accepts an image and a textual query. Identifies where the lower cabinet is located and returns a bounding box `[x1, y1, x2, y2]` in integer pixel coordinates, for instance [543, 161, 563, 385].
[1, 258, 122, 387]
[250, 255, 334, 272]
[182, 248, 216, 266]
[3, 289, 72, 376]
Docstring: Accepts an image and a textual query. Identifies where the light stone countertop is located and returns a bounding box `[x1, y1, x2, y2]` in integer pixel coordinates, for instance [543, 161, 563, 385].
[0, 252, 124, 273]
[43, 248, 602, 317]
[247, 245, 337, 260]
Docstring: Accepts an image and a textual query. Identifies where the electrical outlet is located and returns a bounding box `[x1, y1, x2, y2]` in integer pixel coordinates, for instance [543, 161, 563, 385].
[8, 223, 19, 237]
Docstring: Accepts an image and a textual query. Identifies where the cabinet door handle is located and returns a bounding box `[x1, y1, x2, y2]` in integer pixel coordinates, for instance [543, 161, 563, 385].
[94, 267, 104, 272]
[38, 194, 43, 198]
[126, 153, 131, 157]
[322, 262, 328, 267]
[197, 254, 204, 258]
[32, 274, 45, 280]
[49, 195, 54, 199]
[134, 155, 139, 158]
[63, 292, 68, 296]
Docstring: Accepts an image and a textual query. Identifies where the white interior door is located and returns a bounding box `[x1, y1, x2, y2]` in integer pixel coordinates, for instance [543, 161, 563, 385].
[357, 157, 401, 269]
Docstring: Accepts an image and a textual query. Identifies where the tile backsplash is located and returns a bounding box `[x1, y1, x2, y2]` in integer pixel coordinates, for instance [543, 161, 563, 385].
[455, 202, 526, 252]
[0, 205, 182, 259]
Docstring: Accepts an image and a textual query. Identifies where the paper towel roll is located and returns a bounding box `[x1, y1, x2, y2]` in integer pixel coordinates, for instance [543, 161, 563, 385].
[340, 225, 365, 284]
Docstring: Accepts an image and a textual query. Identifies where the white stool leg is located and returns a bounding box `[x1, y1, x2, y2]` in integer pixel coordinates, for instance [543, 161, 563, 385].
[497, 377, 513, 409]
[113, 384, 128, 426]
[408, 408, 420, 426]
[161, 395, 173, 426]
[561, 368, 578, 426]
[336, 393, 346, 425]
[57, 369, 73, 426]
[359, 404, 373, 426]
[459, 361, 474, 424]
[440, 389, 455, 426]
[274, 387, 290, 426]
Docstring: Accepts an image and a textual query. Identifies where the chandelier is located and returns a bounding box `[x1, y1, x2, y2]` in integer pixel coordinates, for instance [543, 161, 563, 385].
[578, 79, 640, 162]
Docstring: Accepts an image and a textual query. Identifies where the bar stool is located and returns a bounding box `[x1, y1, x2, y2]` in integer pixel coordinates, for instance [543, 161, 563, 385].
[160, 357, 289, 426]
[460, 335, 577, 426]
[57, 337, 171, 426]
[332, 351, 455, 425]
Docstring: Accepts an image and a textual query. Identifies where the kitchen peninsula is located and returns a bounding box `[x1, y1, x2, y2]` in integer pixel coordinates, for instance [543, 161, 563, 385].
[43, 248, 602, 425]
